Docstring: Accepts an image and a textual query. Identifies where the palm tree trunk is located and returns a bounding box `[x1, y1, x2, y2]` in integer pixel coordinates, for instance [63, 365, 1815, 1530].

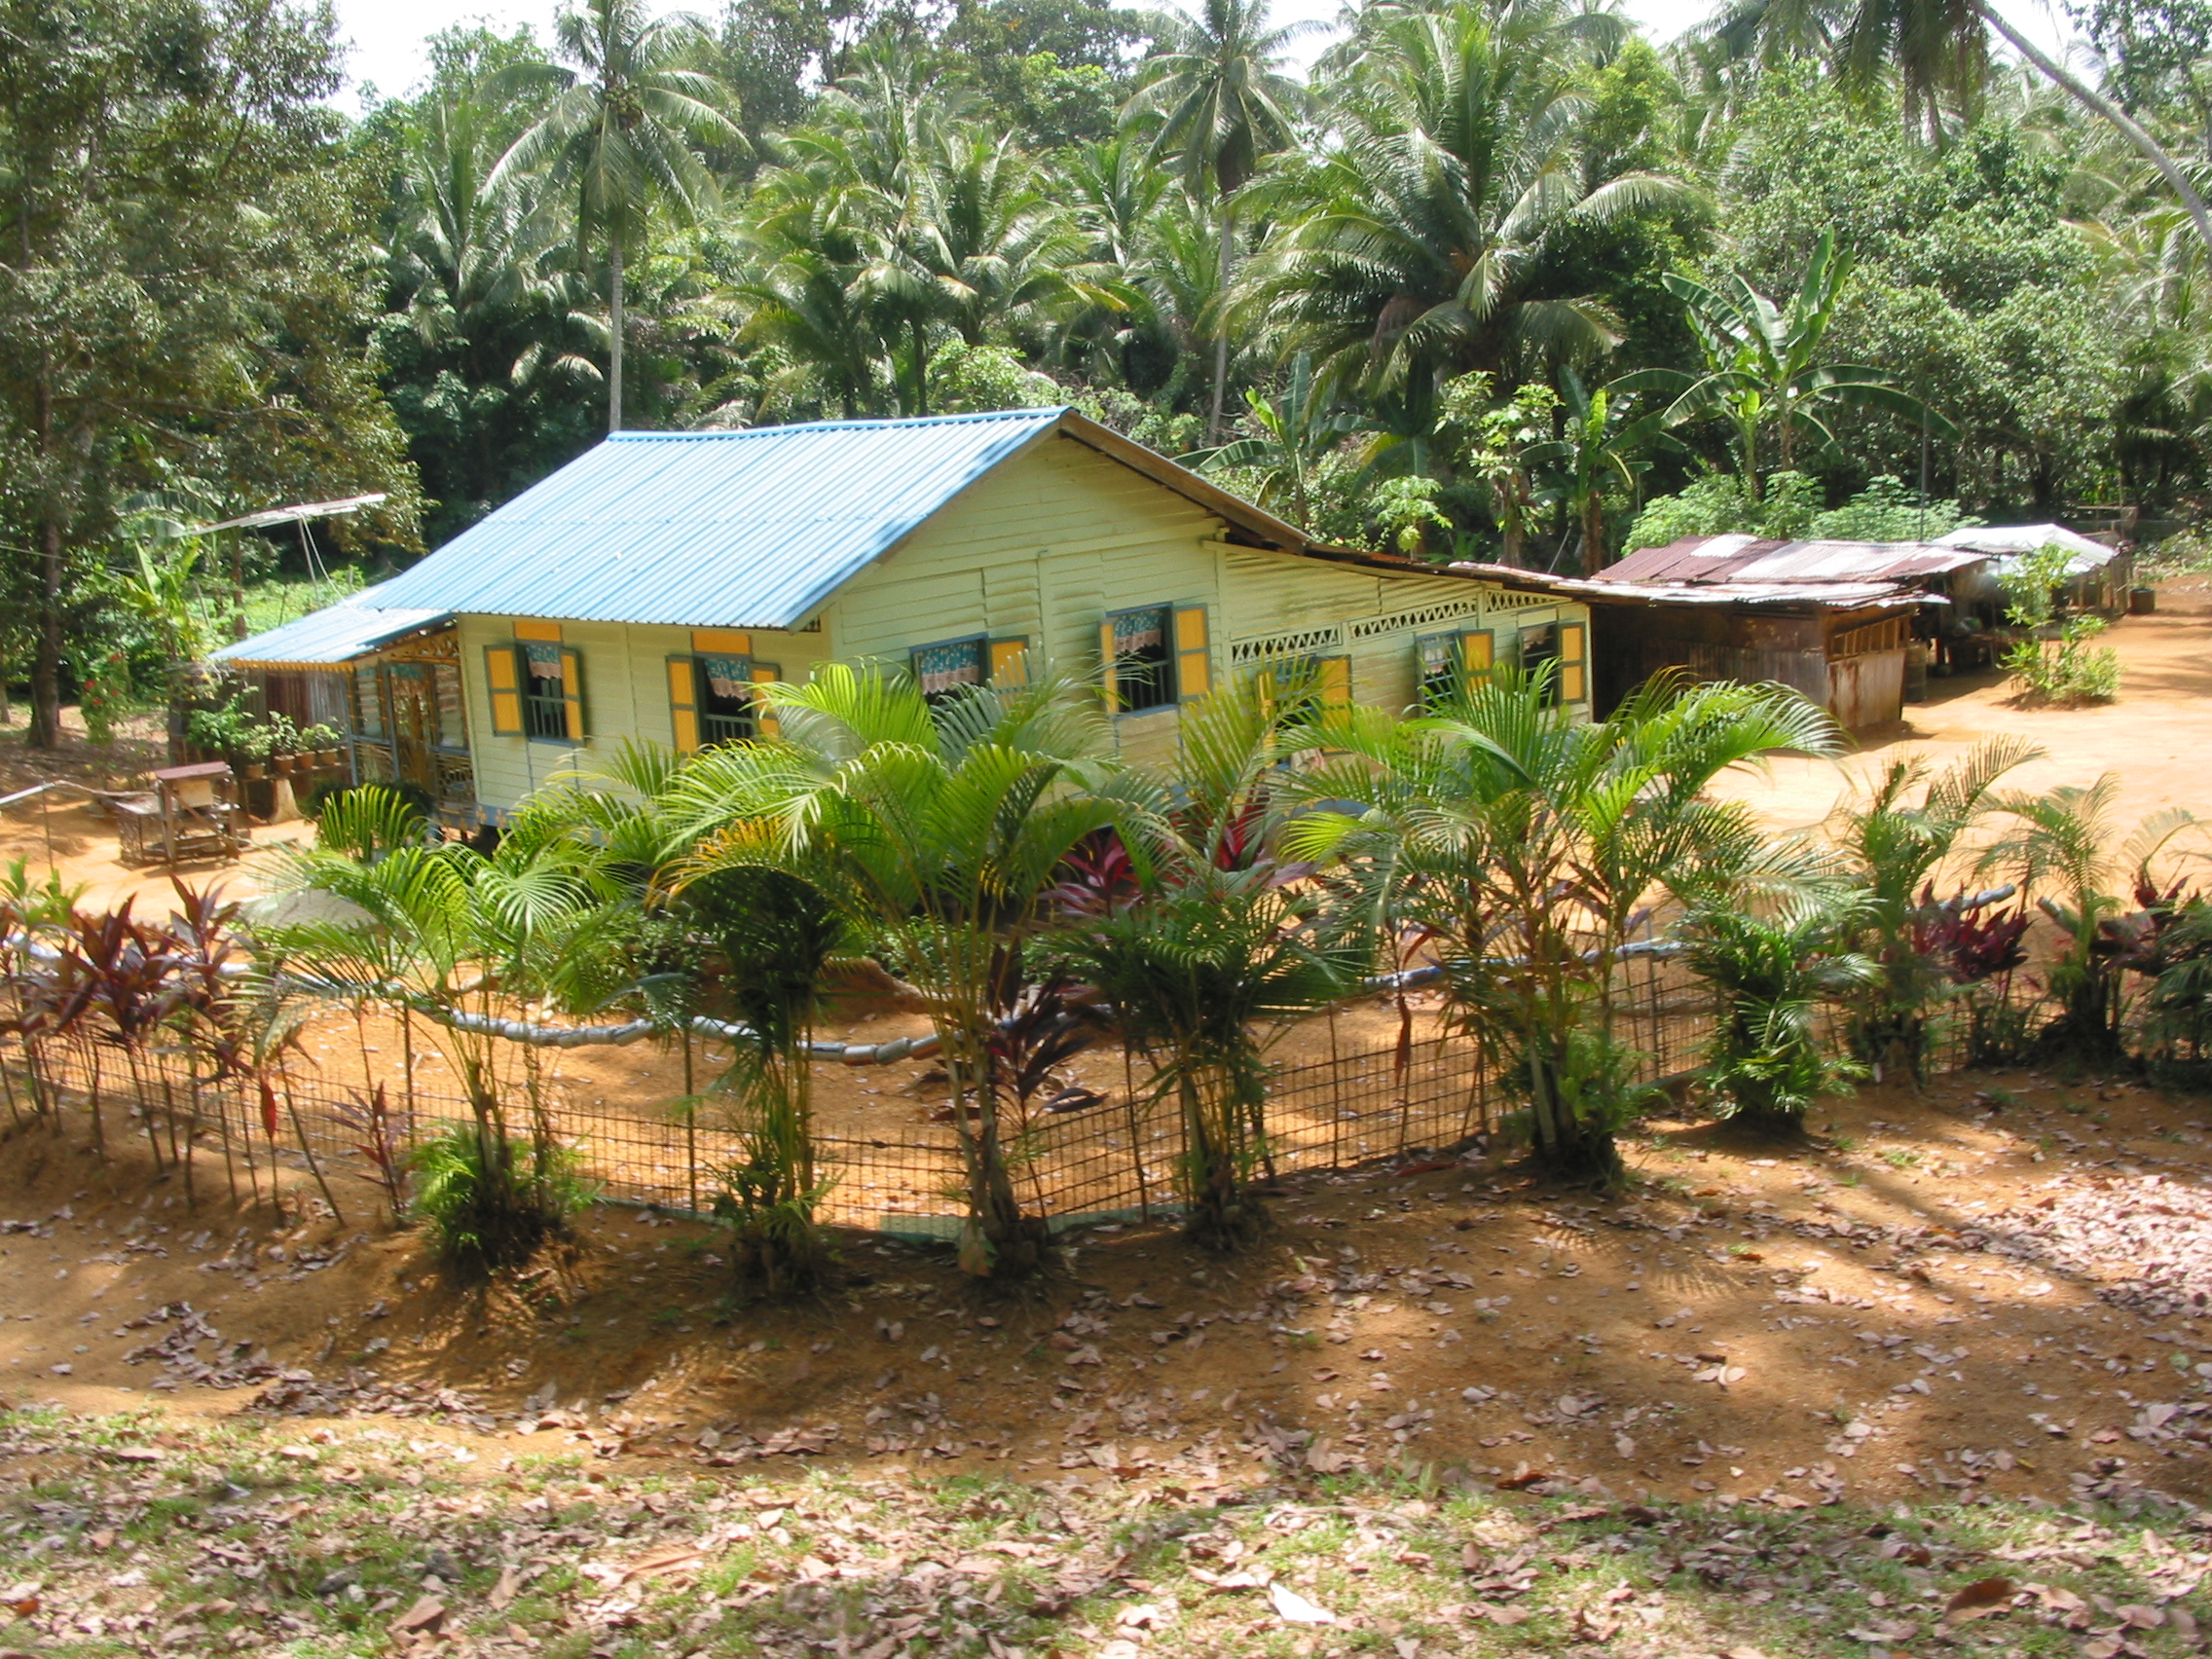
[608, 239, 625, 434]
[1976, 0, 2212, 260]
[1208, 203, 1235, 445]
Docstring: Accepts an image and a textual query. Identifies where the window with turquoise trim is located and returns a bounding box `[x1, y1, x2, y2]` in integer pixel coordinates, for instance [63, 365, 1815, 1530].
[1109, 606, 1174, 711]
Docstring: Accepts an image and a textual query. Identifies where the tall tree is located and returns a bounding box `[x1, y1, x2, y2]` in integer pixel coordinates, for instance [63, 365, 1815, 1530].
[0, 0, 419, 749]
[492, 0, 743, 432]
[1244, 0, 1687, 460]
[1122, 0, 1313, 442]
[1717, 0, 2212, 258]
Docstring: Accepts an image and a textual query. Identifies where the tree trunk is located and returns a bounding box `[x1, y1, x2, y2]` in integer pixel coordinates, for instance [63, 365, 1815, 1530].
[1207, 203, 1235, 445]
[30, 515, 63, 751]
[608, 239, 625, 434]
[913, 319, 929, 417]
[1977, 0, 2212, 260]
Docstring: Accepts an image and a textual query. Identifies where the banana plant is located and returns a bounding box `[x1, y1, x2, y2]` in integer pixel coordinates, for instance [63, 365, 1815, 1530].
[1615, 233, 1953, 499]
[1183, 352, 1354, 531]
[1526, 368, 1671, 573]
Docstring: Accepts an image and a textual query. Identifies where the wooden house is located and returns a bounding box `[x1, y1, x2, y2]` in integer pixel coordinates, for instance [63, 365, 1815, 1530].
[227, 408, 1590, 823]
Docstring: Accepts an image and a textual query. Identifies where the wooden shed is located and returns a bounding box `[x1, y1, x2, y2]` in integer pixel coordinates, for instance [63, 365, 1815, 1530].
[207, 586, 478, 825]
[1452, 543, 1957, 733]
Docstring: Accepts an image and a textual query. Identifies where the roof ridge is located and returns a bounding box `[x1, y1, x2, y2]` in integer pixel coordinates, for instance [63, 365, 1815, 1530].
[606, 407, 1069, 442]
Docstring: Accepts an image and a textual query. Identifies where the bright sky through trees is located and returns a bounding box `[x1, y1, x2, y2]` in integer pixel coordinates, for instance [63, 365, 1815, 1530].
[328, 0, 2078, 112]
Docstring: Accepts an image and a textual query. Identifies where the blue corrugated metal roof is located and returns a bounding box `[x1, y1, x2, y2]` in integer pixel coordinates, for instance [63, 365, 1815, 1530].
[366, 408, 1074, 629]
[209, 582, 449, 668]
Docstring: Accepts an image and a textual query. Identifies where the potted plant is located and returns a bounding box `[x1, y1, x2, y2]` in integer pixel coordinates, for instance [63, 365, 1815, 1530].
[238, 723, 276, 781]
[302, 724, 344, 768]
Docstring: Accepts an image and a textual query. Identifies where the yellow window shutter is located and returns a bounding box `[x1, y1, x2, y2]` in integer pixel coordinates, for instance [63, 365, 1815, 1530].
[1318, 655, 1352, 714]
[559, 645, 586, 742]
[666, 656, 700, 754]
[514, 618, 563, 643]
[1173, 604, 1211, 701]
[483, 645, 524, 737]
[692, 628, 751, 655]
[988, 637, 1030, 686]
[1460, 629, 1493, 682]
[1558, 621, 1587, 704]
[750, 662, 781, 740]
[1097, 618, 1120, 712]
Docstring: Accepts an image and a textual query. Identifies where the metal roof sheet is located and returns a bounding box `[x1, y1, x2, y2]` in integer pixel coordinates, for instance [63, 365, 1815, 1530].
[1935, 523, 2119, 577]
[208, 583, 449, 668]
[1601, 535, 1987, 585]
[366, 408, 1069, 629]
[1448, 562, 1937, 611]
[360, 407, 1313, 632]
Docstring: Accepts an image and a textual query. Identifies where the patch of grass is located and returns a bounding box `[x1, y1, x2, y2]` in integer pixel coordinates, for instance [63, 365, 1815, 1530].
[1882, 1147, 1924, 1169]
[6, 1405, 2212, 1659]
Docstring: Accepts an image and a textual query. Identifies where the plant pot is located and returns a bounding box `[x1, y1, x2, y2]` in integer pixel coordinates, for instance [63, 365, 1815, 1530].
[273, 753, 294, 775]
[241, 763, 266, 782]
[318, 748, 342, 768]
[2131, 586, 2157, 615]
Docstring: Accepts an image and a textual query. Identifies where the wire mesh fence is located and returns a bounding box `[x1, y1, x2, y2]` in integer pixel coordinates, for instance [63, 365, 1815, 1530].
[3, 951, 1996, 1238]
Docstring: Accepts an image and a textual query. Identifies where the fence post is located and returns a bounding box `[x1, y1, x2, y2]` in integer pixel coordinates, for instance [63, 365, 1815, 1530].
[1122, 1038, 1151, 1223]
[1326, 1006, 1346, 1169]
[682, 1028, 698, 1214]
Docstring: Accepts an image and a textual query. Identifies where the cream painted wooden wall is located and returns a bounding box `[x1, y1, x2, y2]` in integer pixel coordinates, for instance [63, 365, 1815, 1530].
[456, 615, 832, 817]
[451, 431, 1588, 816]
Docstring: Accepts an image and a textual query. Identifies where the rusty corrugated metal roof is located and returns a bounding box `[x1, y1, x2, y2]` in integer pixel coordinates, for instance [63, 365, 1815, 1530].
[1600, 535, 1987, 586]
[1448, 562, 1941, 611]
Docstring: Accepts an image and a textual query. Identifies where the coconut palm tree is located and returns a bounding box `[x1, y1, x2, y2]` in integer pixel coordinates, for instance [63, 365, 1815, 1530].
[732, 165, 898, 418]
[1123, 0, 1315, 441]
[490, 0, 743, 432]
[664, 663, 1122, 1280]
[1243, 0, 1688, 451]
[1284, 671, 1839, 1182]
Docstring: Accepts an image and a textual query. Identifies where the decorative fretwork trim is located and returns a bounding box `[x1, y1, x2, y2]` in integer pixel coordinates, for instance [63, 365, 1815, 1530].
[1230, 625, 1346, 664]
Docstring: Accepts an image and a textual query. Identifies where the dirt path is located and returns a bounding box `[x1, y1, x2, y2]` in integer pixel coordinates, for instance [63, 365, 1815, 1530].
[1711, 590, 2212, 836]
[7, 1064, 2212, 1517]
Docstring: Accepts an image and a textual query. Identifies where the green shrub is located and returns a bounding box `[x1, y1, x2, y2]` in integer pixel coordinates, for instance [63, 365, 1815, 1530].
[1623, 470, 1819, 551]
[1999, 543, 2121, 705]
[1808, 475, 1977, 541]
[410, 1123, 595, 1272]
[2002, 618, 2120, 704]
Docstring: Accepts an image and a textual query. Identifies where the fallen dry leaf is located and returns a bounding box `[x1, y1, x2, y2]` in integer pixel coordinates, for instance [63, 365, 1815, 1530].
[390, 1596, 446, 1636]
[621, 1546, 706, 1583]
[1943, 1576, 2015, 1622]
[488, 1564, 520, 1608]
[1269, 1582, 1338, 1625]
[1474, 1604, 1530, 1626]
